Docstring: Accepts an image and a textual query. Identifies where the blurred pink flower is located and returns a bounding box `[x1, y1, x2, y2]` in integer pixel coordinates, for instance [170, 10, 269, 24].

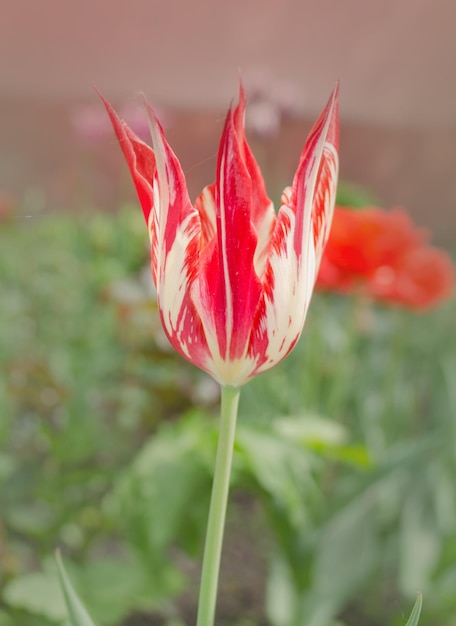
[70, 101, 170, 145]
[243, 67, 301, 140]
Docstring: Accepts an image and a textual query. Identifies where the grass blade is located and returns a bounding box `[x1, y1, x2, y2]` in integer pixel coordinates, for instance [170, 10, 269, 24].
[405, 593, 423, 626]
[55, 550, 97, 626]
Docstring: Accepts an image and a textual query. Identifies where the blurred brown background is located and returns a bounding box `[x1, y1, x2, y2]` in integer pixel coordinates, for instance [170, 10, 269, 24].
[1, 0, 455, 243]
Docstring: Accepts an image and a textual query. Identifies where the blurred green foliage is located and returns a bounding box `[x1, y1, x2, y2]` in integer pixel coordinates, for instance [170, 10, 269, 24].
[0, 207, 455, 626]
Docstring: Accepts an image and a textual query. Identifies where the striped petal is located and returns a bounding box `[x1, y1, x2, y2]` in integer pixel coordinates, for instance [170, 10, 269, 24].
[293, 83, 340, 271]
[194, 183, 217, 248]
[232, 84, 276, 276]
[141, 102, 216, 368]
[100, 94, 215, 378]
[192, 104, 264, 383]
[99, 94, 160, 284]
[248, 85, 339, 377]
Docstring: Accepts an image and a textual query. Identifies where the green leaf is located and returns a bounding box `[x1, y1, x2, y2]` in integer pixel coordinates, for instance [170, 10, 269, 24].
[399, 484, 440, 594]
[76, 554, 178, 623]
[405, 593, 423, 626]
[55, 550, 97, 626]
[236, 424, 316, 530]
[0, 452, 17, 481]
[313, 492, 380, 609]
[5, 502, 55, 537]
[0, 610, 14, 626]
[335, 180, 379, 208]
[273, 414, 348, 447]
[112, 412, 213, 556]
[3, 569, 67, 621]
[265, 553, 298, 626]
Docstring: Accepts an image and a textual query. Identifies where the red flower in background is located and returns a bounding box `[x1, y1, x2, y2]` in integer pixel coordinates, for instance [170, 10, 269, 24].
[316, 206, 454, 310]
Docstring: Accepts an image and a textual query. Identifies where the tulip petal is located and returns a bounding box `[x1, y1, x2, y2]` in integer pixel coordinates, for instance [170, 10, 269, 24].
[101, 93, 216, 376]
[192, 104, 264, 381]
[233, 84, 276, 276]
[142, 102, 198, 274]
[99, 94, 160, 283]
[293, 83, 339, 271]
[249, 86, 339, 376]
[194, 183, 217, 248]
[141, 102, 215, 365]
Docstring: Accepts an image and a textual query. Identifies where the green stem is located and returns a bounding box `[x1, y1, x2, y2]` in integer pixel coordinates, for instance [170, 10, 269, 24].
[196, 385, 241, 626]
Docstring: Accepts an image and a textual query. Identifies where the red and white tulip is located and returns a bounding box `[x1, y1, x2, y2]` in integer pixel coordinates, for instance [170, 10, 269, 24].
[101, 84, 339, 386]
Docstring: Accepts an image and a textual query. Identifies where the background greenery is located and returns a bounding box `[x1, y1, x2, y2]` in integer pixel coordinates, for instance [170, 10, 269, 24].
[0, 201, 454, 626]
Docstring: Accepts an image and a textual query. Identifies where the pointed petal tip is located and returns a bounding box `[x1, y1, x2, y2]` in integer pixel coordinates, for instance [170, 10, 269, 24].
[94, 86, 114, 115]
[330, 81, 340, 112]
[322, 82, 340, 150]
[237, 74, 246, 107]
[93, 86, 121, 123]
[140, 93, 168, 146]
[94, 87, 130, 144]
[94, 87, 137, 145]
[332, 81, 340, 110]
[327, 81, 340, 114]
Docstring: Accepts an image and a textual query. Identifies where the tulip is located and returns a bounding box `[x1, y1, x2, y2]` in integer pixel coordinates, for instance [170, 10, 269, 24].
[317, 206, 454, 310]
[100, 84, 339, 387]
[101, 84, 338, 626]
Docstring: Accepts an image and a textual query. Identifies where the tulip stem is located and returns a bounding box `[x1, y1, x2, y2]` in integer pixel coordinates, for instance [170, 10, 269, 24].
[196, 384, 241, 626]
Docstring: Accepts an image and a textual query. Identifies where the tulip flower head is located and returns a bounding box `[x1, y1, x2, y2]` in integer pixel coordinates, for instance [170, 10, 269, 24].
[317, 206, 455, 310]
[101, 85, 339, 386]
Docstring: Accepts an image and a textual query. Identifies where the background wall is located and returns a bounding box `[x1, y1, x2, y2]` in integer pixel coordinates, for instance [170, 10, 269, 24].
[1, 0, 455, 241]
